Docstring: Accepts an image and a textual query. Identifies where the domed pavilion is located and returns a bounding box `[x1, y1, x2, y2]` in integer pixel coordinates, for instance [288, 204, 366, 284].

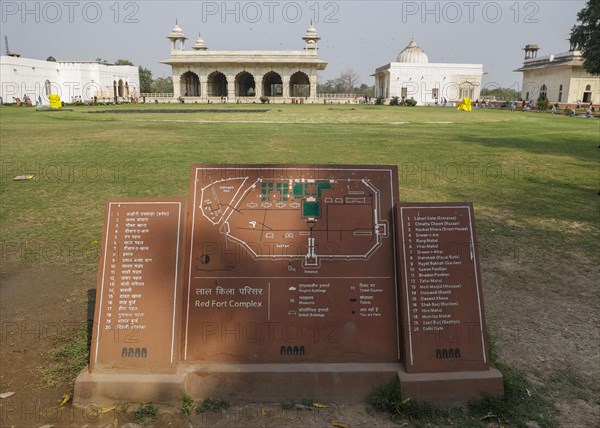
[373, 37, 483, 105]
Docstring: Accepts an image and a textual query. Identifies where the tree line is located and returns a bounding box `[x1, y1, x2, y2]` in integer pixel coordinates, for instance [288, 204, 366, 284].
[93, 58, 173, 93]
[317, 68, 374, 96]
[138, 66, 173, 93]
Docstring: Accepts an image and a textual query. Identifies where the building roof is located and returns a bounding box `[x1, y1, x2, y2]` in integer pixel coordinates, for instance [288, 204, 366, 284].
[397, 37, 428, 63]
[161, 50, 327, 69]
[162, 24, 327, 70]
[515, 49, 584, 72]
[0, 55, 137, 69]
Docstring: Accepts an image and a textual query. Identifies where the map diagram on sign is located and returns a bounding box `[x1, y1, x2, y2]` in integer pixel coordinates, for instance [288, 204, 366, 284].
[198, 174, 390, 269]
[184, 165, 400, 363]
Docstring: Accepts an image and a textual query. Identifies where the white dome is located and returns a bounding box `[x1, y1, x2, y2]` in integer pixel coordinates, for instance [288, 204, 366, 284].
[192, 34, 208, 50]
[302, 23, 320, 50]
[397, 37, 428, 63]
[305, 25, 318, 36]
[167, 21, 186, 40]
[303, 24, 320, 41]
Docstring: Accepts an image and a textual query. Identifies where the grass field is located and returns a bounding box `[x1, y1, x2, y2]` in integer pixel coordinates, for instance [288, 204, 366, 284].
[0, 103, 598, 426]
[1, 104, 597, 269]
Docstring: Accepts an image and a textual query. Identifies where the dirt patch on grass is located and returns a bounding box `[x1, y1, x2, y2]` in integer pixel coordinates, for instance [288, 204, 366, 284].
[0, 264, 93, 426]
[482, 229, 600, 427]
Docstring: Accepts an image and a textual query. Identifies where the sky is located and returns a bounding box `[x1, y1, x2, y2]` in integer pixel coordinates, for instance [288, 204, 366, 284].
[0, 1, 587, 89]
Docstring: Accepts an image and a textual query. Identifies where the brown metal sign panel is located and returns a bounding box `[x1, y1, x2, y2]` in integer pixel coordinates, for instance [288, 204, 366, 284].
[90, 198, 186, 372]
[397, 203, 490, 373]
[183, 165, 400, 363]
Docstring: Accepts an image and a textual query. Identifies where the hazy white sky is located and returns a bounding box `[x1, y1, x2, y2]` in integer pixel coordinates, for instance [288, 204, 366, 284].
[0, 1, 586, 89]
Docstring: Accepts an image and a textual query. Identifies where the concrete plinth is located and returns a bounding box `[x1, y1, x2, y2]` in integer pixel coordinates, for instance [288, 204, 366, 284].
[75, 363, 400, 406]
[183, 363, 401, 403]
[397, 367, 504, 405]
[74, 363, 402, 406]
[74, 370, 186, 406]
[75, 364, 504, 407]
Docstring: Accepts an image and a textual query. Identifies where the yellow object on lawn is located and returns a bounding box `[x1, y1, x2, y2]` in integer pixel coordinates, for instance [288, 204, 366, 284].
[457, 97, 472, 111]
[49, 94, 62, 109]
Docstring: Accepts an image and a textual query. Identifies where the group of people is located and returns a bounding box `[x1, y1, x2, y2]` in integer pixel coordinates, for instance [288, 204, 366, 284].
[474, 99, 491, 108]
[505, 100, 596, 117]
[568, 102, 595, 117]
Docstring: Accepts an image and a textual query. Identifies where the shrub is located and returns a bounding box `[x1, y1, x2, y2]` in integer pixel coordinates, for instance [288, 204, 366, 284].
[135, 403, 158, 423]
[196, 398, 230, 413]
[389, 96, 400, 106]
[260, 96, 270, 104]
[181, 392, 194, 415]
[537, 93, 549, 110]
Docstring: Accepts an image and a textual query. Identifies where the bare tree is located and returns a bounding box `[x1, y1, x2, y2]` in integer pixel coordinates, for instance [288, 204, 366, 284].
[336, 68, 361, 93]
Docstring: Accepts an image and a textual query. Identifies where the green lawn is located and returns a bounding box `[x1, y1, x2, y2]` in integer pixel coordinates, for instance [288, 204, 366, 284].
[1, 104, 597, 273]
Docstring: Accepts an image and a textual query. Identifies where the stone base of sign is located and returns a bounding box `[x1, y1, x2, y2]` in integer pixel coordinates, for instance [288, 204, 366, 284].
[397, 367, 504, 404]
[74, 364, 503, 406]
[183, 363, 400, 403]
[74, 370, 186, 406]
[75, 363, 504, 406]
[75, 363, 402, 405]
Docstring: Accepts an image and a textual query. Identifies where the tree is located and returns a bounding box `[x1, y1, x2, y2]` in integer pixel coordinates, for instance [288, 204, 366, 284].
[317, 71, 371, 95]
[94, 58, 108, 63]
[152, 77, 173, 93]
[337, 68, 361, 93]
[358, 83, 374, 97]
[317, 80, 337, 94]
[570, 0, 600, 75]
[115, 59, 134, 66]
[480, 87, 520, 101]
[138, 66, 153, 93]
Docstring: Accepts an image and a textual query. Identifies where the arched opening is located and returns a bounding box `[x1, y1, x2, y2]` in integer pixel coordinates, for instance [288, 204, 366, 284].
[459, 83, 474, 100]
[207, 71, 228, 97]
[582, 84, 592, 103]
[262, 71, 283, 97]
[180, 71, 200, 96]
[558, 84, 563, 102]
[290, 71, 310, 97]
[45, 80, 51, 96]
[539, 84, 547, 99]
[235, 71, 256, 97]
[125, 82, 130, 97]
[118, 79, 124, 97]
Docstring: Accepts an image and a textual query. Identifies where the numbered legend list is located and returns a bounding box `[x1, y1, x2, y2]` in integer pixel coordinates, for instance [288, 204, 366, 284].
[398, 203, 489, 373]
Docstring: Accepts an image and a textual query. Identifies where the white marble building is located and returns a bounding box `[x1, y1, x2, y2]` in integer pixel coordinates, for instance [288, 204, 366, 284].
[0, 56, 139, 105]
[161, 23, 327, 102]
[373, 37, 483, 105]
[515, 44, 599, 105]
